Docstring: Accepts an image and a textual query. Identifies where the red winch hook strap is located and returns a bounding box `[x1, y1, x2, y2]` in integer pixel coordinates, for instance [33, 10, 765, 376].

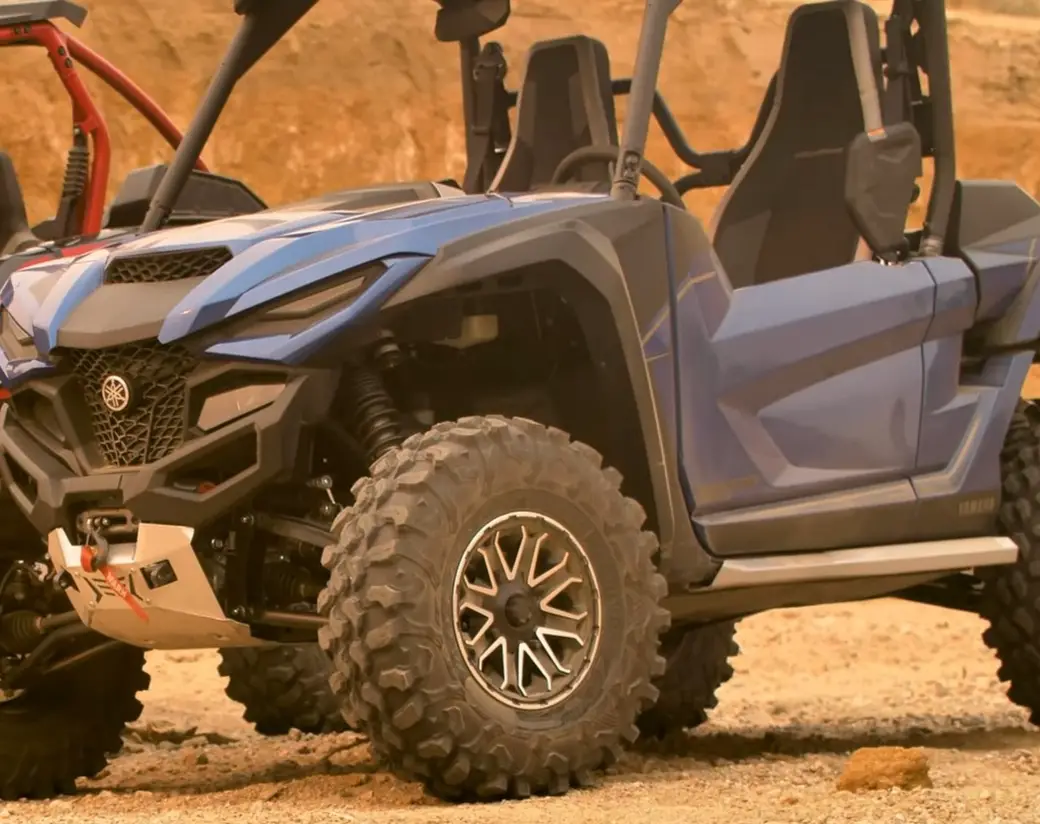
[80, 544, 150, 624]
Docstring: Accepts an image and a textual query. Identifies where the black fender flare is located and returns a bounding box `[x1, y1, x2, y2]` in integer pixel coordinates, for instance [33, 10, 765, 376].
[383, 215, 718, 585]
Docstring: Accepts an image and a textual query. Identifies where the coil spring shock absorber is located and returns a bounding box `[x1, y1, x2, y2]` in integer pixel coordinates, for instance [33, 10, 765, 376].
[347, 367, 405, 463]
[46, 128, 90, 238]
[61, 133, 90, 203]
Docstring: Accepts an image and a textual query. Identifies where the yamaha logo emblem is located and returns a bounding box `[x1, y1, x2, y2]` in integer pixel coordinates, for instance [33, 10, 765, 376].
[100, 375, 133, 413]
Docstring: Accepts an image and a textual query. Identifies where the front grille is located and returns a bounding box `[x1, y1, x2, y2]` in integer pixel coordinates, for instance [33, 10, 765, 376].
[65, 342, 199, 467]
[104, 247, 233, 285]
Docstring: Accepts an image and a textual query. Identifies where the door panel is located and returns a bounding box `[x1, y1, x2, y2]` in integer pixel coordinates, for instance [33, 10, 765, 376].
[756, 348, 921, 473]
[672, 255, 934, 517]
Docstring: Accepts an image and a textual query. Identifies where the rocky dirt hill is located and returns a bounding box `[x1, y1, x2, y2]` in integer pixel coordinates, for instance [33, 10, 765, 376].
[3, 0, 1040, 225]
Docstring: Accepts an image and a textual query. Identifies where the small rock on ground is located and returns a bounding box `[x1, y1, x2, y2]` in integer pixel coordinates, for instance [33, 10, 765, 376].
[837, 746, 933, 792]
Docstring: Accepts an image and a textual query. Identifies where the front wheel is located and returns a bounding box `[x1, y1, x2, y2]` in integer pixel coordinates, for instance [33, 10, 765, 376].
[0, 643, 148, 799]
[319, 416, 670, 800]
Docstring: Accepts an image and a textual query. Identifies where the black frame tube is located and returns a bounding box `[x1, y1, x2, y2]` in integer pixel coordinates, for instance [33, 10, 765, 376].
[610, 0, 681, 201]
[142, 0, 318, 233]
[458, 35, 481, 166]
[140, 17, 258, 233]
[917, 0, 956, 255]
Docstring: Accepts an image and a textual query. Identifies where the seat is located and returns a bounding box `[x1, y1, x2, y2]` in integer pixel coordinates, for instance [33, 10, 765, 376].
[0, 153, 38, 257]
[710, 0, 886, 289]
[490, 35, 618, 194]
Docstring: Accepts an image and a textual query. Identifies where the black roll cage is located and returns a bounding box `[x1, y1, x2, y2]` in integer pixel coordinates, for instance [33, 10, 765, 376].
[146, 0, 957, 253]
[455, 0, 956, 251]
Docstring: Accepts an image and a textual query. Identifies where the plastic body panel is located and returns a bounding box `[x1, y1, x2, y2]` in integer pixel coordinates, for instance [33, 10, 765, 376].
[380, 197, 713, 583]
[0, 192, 719, 584]
[105, 165, 268, 230]
[948, 181, 1040, 344]
[2, 181, 1038, 589]
[0, 366, 338, 534]
[664, 199, 1034, 557]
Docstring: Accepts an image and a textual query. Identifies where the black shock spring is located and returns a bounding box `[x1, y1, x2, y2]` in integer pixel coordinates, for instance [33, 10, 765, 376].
[61, 137, 90, 200]
[348, 367, 405, 463]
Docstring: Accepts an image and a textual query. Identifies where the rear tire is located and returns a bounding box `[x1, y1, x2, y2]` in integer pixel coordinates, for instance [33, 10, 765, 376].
[219, 644, 348, 735]
[982, 400, 1040, 724]
[0, 643, 148, 800]
[319, 416, 670, 800]
[636, 621, 739, 738]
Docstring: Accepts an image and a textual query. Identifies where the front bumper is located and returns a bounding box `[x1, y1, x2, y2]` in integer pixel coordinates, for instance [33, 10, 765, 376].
[0, 371, 336, 536]
[47, 522, 260, 649]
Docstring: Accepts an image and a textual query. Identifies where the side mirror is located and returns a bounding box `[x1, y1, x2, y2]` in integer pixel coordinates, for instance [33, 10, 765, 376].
[844, 122, 922, 261]
[435, 0, 509, 42]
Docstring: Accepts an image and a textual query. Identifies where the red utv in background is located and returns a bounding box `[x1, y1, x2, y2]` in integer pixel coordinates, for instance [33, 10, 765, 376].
[0, 0, 266, 310]
[0, 2, 351, 755]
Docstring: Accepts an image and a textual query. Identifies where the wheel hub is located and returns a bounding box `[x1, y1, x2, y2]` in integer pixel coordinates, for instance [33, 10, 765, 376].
[452, 511, 602, 710]
[503, 592, 536, 628]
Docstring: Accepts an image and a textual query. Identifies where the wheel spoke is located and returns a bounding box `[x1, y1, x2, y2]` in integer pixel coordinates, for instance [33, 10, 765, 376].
[494, 524, 529, 582]
[539, 575, 588, 622]
[459, 601, 495, 647]
[527, 532, 564, 587]
[464, 547, 499, 597]
[535, 626, 584, 675]
[478, 635, 510, 690]
[516, 641, 552, 696]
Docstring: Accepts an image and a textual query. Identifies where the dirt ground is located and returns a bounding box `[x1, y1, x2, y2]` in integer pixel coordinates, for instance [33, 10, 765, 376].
[0, 598, 1034, 824]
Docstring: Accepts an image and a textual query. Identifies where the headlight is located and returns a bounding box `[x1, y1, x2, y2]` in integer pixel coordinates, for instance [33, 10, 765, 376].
[262, 273, 370, 320]
[224, 262, 385, 341]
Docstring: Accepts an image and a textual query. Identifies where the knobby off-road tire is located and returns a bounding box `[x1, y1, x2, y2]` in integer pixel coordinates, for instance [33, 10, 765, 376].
[0, 643, 148, 800]
[982, 400, 1040, 724]
[319, 416, 670, 800]
[218, 644, 348, 735]
[636, 620, 739, 738]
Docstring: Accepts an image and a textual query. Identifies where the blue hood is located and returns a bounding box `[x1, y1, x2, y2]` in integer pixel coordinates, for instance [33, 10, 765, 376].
[1, 191, 605, 377]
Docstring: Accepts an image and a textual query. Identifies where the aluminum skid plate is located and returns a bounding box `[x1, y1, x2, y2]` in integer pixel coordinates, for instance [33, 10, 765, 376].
[47, 522, 262, 649]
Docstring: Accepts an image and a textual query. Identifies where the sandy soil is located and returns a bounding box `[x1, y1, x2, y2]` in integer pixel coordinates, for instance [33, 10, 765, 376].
[0, 598, 1033, 824]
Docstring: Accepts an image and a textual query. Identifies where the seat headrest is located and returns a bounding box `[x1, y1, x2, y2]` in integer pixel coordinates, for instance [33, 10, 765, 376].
[0, 152, 34, 256]
[708, 0, 888, 288]
[490, 35, 617, 192]
[781, 0, 885, 136]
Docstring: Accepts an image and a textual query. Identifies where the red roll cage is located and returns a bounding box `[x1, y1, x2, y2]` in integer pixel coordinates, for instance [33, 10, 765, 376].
[0, 17, 206, 237]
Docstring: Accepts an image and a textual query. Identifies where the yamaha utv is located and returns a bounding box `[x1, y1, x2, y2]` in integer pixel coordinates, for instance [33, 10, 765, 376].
[0, 0, 352, 760]
[0, 0, 1038, 803]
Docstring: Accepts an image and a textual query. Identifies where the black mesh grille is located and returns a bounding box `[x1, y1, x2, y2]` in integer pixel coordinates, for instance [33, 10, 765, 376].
[104, 247, 232, 285]
[65, 342, 199, 467]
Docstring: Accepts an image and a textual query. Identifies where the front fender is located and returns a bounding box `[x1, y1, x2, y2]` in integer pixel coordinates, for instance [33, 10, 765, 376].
[382, 213, 717, 584]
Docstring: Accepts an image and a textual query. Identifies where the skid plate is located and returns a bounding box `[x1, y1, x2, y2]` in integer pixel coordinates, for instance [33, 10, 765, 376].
[47, 522, 261, 649]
